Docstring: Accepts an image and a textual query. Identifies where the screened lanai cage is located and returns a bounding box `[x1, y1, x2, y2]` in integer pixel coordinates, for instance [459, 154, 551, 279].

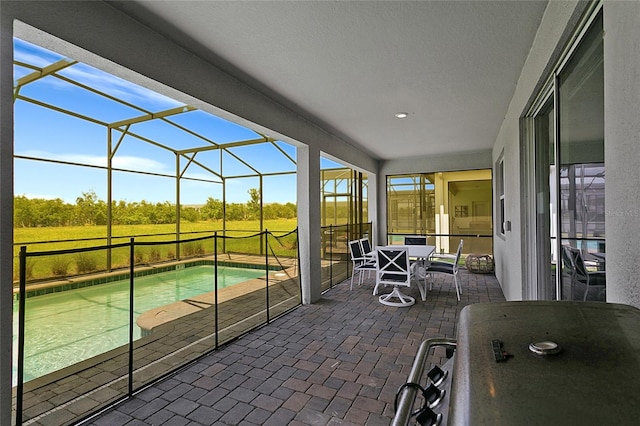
[319, 168, 370, 289]
[13, 38, 299, 254]
[13, 38, 369, 264]
[11, 36, 370, 426]
[321, 168, 368, 227]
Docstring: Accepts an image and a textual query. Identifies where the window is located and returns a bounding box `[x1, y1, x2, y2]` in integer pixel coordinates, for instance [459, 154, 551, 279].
[387, 170, 492, 254]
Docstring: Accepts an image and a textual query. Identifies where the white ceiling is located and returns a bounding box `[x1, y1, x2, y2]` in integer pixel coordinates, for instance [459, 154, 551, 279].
[109, 1, 548, 161]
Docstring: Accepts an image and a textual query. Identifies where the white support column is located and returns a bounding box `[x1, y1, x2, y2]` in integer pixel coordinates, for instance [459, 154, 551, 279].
[367, 172, 378, 245]
[297, 144, 322, 304]
[377, 171, 387, 247]
[0, 5, 14, 424]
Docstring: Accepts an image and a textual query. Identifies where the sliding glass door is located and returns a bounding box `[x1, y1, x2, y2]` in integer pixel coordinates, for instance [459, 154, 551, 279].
[530, 11, 604, 301]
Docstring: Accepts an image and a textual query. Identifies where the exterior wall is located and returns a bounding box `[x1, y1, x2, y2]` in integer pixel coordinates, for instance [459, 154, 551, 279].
[0, 3, 14, 424]
[492, 1, 585, 301]
[494, 0, 640, 308]
[603, 1, 640, 308]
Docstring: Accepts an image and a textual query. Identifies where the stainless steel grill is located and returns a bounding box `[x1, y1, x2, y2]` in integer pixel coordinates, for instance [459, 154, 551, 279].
[392, 301, 640, 425]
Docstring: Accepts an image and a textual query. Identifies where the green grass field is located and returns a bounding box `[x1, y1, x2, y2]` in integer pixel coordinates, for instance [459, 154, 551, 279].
[14, 219, 298, 283]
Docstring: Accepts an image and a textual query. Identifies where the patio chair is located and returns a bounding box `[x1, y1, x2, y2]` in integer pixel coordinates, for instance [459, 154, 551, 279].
[404, 235, 427, 245]
[426, 239, 463, 301]
[404, 236, 429, 292]
[374, 246, 415, 307]
[562, 245, 606, 301]
[359, 238, 375, 261]
[348, 239, 376, 290]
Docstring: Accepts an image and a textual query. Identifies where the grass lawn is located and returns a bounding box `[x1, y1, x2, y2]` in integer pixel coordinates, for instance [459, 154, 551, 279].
[14, 219, 298, 283]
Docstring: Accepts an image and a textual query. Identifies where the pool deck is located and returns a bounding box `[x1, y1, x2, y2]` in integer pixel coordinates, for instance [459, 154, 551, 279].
[84, 269, 505, 426]
[15, 255, 505, 425]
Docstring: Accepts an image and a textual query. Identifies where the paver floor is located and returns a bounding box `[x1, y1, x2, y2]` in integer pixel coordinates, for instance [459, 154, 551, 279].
[86, 269, 505, 425]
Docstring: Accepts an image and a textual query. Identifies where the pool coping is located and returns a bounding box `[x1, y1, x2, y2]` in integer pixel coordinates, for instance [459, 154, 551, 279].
[14, 256, 285, 300]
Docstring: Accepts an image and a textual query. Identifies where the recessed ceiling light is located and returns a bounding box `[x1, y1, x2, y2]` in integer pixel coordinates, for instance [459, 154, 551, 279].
[395, 112, 408, 119]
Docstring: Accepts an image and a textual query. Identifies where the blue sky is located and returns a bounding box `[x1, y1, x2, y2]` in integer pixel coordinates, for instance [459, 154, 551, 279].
[13, 38, 344, 205]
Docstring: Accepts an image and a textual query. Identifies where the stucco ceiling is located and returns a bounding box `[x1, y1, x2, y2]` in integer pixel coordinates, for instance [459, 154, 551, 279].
[108, 1, 548, 161]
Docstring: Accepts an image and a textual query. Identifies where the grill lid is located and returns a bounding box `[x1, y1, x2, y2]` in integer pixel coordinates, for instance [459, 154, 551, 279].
[449, 301, 640, 425]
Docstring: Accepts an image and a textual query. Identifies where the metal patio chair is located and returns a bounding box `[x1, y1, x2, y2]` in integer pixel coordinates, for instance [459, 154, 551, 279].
[562, 245, 606, 301]
[348, 239, 376, 290]
[426, 239, 463, 301]
[404, 235, 427, 246]
[359, 238, 375, 262]
[404, 235, 429, 292]
[375, 246, 415, 307]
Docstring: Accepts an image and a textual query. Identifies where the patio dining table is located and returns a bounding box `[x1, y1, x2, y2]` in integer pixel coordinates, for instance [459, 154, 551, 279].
[404, 244, 436, 261]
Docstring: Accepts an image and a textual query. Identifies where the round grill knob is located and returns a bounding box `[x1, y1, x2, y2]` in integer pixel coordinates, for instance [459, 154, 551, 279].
[529, 341, 561, 355]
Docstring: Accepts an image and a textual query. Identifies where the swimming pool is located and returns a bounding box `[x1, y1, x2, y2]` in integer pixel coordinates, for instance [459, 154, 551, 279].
[12, 265, 265, 386]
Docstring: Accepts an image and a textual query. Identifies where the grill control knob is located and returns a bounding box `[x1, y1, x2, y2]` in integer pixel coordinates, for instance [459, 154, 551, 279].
[415, 406, 443, 426]
[423, 383, 445, 408]
[427, 365, 447, 387]
[529, 341, 561, 356]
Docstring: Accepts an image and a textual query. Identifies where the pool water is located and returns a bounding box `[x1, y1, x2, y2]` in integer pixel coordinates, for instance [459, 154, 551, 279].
[12, 265, 264, 386]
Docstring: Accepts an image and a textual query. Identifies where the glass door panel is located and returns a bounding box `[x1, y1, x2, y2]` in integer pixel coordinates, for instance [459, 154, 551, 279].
[558, 13, 604, 301]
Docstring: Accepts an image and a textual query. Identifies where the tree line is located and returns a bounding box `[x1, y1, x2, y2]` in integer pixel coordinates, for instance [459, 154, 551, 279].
[14, 189, 297, 227]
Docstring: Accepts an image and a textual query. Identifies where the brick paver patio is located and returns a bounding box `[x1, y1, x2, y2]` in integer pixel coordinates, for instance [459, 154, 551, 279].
[86, 268, 504, 425]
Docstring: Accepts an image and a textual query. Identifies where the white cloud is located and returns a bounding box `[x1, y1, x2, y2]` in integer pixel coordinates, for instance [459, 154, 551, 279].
[14, 50, 59, 69]
[182, 170, 222, 182]
[15, 39, 184, 112]
[112, 155, 168, 173]
[61, 65, 182, 111]
[14, 39, 63, 67]
[18, 150, 169, 173]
